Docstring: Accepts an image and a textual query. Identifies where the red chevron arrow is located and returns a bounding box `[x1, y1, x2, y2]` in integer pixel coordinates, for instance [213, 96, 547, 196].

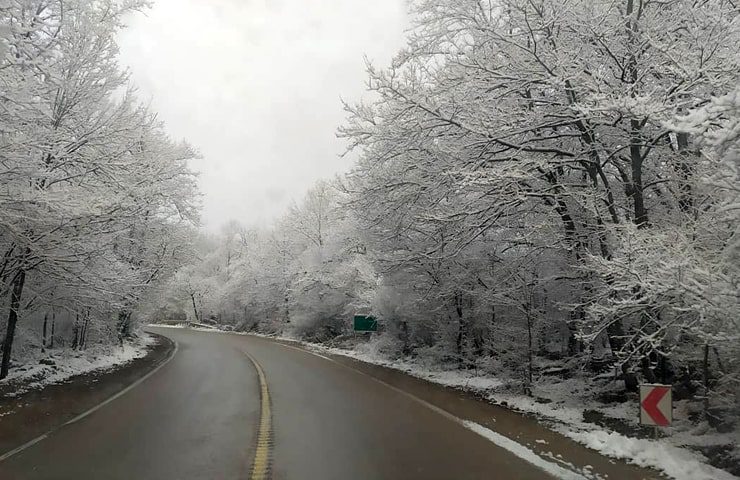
[642, 386, 670, 426]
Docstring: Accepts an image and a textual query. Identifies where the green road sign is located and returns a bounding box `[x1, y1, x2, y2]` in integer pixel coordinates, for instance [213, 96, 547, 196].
[353, 315, 377, 332]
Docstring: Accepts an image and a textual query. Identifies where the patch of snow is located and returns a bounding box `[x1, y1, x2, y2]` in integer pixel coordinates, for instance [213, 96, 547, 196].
[540, 452, 606, 480]
[317, 344, 505, 391]
[0, 334, 155, 395]
[463, 420, 589, 480]
[563, 429, 738, 480]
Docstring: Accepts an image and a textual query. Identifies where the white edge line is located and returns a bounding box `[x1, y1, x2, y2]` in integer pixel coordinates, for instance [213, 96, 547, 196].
[0, 339, 179, 463]
[275, 342, 588, 480]
[0, 435, 48, 463]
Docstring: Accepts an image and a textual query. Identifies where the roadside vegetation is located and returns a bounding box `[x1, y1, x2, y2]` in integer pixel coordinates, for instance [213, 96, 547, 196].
[0, 1, 199, 383]
[162, 0, 739, 474]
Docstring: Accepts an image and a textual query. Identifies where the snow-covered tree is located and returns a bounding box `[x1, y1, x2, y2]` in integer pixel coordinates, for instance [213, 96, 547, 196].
[0, 1, 199, 378]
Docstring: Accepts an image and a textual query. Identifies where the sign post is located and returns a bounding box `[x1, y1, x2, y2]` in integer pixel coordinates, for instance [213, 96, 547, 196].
[639, 384, 672, 437]
[353, 315, 377, 333]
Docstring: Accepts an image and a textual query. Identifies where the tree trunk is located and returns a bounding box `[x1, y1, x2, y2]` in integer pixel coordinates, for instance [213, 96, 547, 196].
[487, 304, 496, 357]
[630, 119, 648, 227]
[79, 318, 85, 350]
[703, 343, 710, 418]
[454, 293, 466, 368]
[117, 310, 131, 346]
[284, 287, 290, 324]
[399, 320, 411, 356]
[80, 311, 90, 350]
[50, 311, 55, 349]
[71, 313, 80, 350]
[42, 312, 48, 352]
[525, 304, 533, 396]
[1, 269, 27, 379]
[675, 132, 696, 216]
[625, 0, 648, 228]
[189, 293, 200, 324]
[606, 319, 627, 354]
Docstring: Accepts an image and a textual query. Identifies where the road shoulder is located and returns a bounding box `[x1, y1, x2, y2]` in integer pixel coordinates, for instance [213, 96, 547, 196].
[0, 332, 175, 456]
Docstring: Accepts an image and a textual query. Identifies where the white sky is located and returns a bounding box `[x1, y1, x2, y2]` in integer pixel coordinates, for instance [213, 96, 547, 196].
[118, 0, 407, 231]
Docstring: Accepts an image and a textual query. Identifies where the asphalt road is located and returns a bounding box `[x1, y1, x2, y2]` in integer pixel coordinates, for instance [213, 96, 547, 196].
[0, 328, 654, 480]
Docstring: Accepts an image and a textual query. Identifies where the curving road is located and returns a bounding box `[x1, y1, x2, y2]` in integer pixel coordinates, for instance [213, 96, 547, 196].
[0, 327, 657, 480]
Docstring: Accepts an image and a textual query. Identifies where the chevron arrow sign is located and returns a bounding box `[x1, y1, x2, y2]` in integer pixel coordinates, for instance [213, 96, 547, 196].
[639, 384, 672, 427]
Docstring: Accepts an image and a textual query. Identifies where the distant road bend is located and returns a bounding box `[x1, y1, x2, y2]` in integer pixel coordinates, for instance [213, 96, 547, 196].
[0, 327, 657, 480]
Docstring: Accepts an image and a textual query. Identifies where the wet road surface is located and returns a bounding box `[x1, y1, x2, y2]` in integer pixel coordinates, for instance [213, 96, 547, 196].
[0, 327, 659, 480]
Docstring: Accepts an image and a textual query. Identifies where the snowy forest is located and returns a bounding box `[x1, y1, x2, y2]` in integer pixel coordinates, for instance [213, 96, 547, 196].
[1, 0, 738, 464]
[0, 1, 199, 380]
[163, 0, 740, 434]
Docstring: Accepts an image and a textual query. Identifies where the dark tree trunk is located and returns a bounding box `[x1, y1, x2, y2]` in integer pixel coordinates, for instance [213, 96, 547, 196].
[630, 119, 648, 227]
[80, 311, 90, 350]
[399, 320, 411, 356]
[487, 304, 496, 357]
[675, 132, 696, 215]
[606, 320, 627, 354]
[284, 287, 290, 324]
[1, 269, 27, 379]
[71, 313, 80, 350]
[42, 312, 48, 352]
[49, 311, 55, 349]
[703, 343, 710, 418]
[625, 0, 648, 228]
[567, 306, 585, 356]
[525, 303, 533, 396]
[622, 363, 639, 392]
[117, 310, 132, 346]
[454, 293, 466, 368]
[190, 293, 200, 324]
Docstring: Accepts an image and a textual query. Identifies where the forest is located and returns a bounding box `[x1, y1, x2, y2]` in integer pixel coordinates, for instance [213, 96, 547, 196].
[0, 1, 199, 380]
[1, 0, 738, 469]
[163, 0, 740, 437]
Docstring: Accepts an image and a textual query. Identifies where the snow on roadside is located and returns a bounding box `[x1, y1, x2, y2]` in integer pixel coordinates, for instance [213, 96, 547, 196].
[318, 342, 505, 391]
[482, 390, 738, 480]
[562, 429, 738, 480]
[463, 420, 589, 480]
[294, 338, 737, 480]
[0, 334, 156, 397]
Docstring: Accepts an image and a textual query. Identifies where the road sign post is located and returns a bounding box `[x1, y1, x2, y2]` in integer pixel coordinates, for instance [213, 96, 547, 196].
[353, 315, 377, 332]
[639, 384, 672, 436]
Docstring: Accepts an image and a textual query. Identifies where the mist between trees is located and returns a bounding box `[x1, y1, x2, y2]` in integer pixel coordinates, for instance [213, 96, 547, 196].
[0, 1, 199, 380]
[162, 0, 739, 432]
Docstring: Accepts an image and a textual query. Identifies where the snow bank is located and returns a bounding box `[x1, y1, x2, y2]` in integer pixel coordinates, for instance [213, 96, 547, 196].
[297, 338, 738, 480]
[318, 344, 505, 391]
[563, 430, 737, 480]
[0, 334, 156, 396]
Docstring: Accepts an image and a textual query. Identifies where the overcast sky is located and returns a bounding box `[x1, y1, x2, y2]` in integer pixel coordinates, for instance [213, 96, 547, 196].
[118, 0, 407, 231]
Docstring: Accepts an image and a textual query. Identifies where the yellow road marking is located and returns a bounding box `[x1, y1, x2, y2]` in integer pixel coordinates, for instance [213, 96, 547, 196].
[244, 351, 272, 480]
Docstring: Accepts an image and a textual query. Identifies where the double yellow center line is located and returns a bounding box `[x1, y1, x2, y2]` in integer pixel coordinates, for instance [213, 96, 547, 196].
[244, 351, 273, 480]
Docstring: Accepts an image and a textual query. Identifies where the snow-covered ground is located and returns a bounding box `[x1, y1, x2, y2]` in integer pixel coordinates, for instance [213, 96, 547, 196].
[259, 330, 737, 480]
[0, 334, 156, 398]
[307, 338, 737, 480]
